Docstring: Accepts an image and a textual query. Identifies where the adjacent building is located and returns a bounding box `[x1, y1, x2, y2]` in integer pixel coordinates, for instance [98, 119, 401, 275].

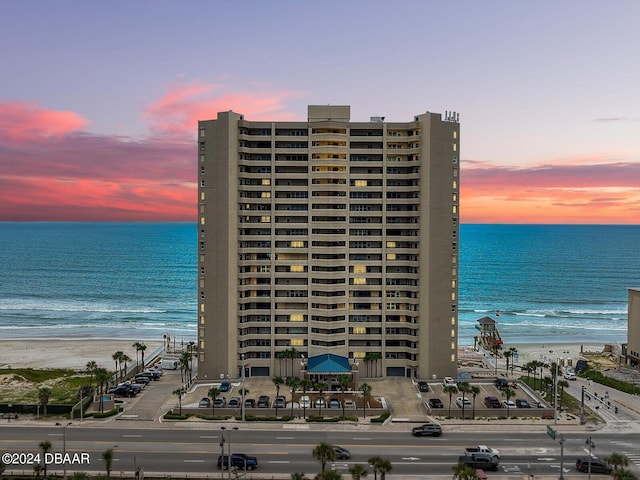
[623, 288, 640, 367]
[197, 105, 459, 381]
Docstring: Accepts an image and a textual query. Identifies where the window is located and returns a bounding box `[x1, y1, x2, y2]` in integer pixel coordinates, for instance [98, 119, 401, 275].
[291, 338, 304, 346]
[386, 241, 396, 248]
[262, 179, 271, 186]
[386, 253, 396, 260]
[290, 314, 304, 321]
[261, 192, 271, 198]
[353, 326, 366, 334]
[353, 278, 366, 285]
[353, 265, 366, 274]
[291, 265, 304, 272]
[291, 241, 304, 248]
[354, 180, 367, 187]
[261, 216, 271, 223]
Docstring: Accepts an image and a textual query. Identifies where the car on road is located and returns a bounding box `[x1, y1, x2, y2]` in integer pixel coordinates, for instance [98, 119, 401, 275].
[458, 454, 499, 471]
[564, 372, 577, 381]
[272, 396, 286, 408]
[456, 396, 472, 409]
[516, 398, 531, 408]
[575, 457, 612, 474]
[428, 398, 444, 409]
[299, 395, 311, 408]
[228, 397, 241, 408]
[417, 381, 430, 392]
[219, 381, 231, 392]
[411, 423, 442, 437]
[217, 453, 258, 470]
[198, 397, 211, 408]
[502, 400, 516, 408]
[484, 396, 501, 408]
[257, 395, 270, 408]
[333, 446, 350, 459]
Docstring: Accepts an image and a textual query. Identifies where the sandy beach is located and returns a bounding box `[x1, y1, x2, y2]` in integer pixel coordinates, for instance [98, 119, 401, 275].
[0, 339, 164, 370]
[0, 338, 614, 372]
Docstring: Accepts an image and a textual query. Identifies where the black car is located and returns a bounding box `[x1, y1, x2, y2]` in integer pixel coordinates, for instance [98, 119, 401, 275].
[494, 378, 509, 389]
[257, 395, 270, 408]
[516, 398, 531, 408]
[417, 381, 430, 392]
[428, 398, 444, 409]
[244, 398, 256, 408]
[576, 457, 612, 474]
[412, 423, 442, 437]
[272, 396, 286, 408]
[484, 396, 502, 408]
[333, 446, 350, 459]
[217, 454, 258, 470]
[107, 386, 135, 397]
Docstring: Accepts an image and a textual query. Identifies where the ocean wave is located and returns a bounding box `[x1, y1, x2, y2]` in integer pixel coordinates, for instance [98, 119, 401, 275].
[0, 298, 166, 314]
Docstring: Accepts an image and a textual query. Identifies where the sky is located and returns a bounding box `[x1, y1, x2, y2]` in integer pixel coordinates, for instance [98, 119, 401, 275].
[1, 0, 639, 224]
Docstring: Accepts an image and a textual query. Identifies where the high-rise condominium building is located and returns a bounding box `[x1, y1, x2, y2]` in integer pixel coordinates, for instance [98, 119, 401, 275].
[197, 105, 459, 381]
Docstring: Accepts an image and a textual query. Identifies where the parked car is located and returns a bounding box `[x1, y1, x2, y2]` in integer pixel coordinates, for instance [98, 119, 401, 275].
[257, 395, 270, 408]
[219, 381, 231, 392]
[244, 398, 256, 408]
[456, 396, 472, 409]
[108, 386, 135, 397]
[564, 372, 577, 381]
[575, 457, 612, 474]
[213, 396, 226, 408]
[217, 453, 258, 470]
[484, 396, 501, 408]
[417, 381, 430, 392]
[412, 423, 442, 437]
[132, 376, 150, 385]
[516, 398, 531, 408]
[443, 377, 456, 387]
[428, 398, 444, 409]
[494, 378, 509, 389]
[328, 398, 341, 409]
[343, 399, 355, 409]
[228, 397, 241, 408]
[299, 396, 311, 408]
[272, 396, 286, 408]
[198, 397, 211, 408]
[333, 446, 350, 459]
[314, 397, 326, 408]
[502, 400, 516, 408]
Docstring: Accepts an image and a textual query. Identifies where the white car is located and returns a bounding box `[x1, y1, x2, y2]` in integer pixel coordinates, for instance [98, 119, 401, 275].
[456, 396, 472, 408]
[502, 400, 516, 408]
[443, 376, 457, 387]
[299, 395, 311, 408]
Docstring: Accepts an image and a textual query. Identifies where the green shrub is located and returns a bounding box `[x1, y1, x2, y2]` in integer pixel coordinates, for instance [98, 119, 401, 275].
[371, 412, 390, 423]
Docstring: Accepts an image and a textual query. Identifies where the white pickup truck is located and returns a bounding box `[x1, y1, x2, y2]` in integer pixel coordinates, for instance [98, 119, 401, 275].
[464, 445, 500, 460]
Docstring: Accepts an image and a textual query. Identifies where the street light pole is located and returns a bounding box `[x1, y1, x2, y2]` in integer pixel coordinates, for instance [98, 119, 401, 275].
[580, 385, 585, 424]
[559, 434, 565, 480]
[554, 359, 559, 425]
[55, 421, 72, 480]
[586, 436, 595, 480]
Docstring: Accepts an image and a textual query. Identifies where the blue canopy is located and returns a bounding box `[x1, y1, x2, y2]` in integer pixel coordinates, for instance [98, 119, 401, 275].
[306, 353, 351, 374]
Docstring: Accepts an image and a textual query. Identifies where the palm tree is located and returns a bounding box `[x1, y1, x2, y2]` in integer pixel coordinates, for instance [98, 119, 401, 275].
[33, 463, 43, 479]
[286, 376, 300, 417]
[502, 387, 515, 417]
[180, 351, 192, 385]
[273, 375, 284, 416]
[94, 367, 111, 413]
[613, 469, 638, 480]
[120, 353, 132, 378]
[443, 385, 458, 417]
[132, 341, 143, 372]
[457, 381, 470, 419]
[492, 344, 502, 374]
[359, 383, 372, 419]
[208, 386, 220, 417]
[38, 387, 51, 416]
[368, 455, 392, 480]
[39, 441, 52, 477]
[338, 374, 351, 419]
[289, 347, 300, 377]
[85, 360, 98, 388]
[367, 352, 382, 378]
[349, 463, 368, 480]
[276, 351, 287, 377]
[300, 378, 312, 419]
[605, 453, 629, 471]
[112, 351, 124, 380]
[557, 379, 569, 410]
[173, 387, 185, 415]
[102, 448, 114, 479]
[503, 349, 514, 378]
[316, 381, 328, 416]
[312, 442, 336, 473]
[470, 385, 481, 419]
[452, 461, 480, 480]
[317, 471, 343, 480]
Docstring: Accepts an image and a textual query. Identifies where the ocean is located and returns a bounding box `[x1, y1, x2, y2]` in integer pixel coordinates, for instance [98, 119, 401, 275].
[0, 223, 638, 346]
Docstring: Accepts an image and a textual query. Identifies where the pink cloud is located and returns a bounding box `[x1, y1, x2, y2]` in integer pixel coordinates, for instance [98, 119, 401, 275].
[144, 80, 300, 133]
[0, 101, 88, 142]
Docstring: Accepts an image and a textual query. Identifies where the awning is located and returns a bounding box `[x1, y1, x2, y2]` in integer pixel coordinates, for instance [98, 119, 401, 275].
[306, 353, 351, 374]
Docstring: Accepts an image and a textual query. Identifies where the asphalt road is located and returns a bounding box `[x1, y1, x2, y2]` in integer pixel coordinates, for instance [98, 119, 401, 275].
[1, 426, 638, 477]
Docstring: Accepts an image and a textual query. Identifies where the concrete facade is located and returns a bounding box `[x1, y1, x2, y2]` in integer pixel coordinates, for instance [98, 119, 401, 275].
[197, 105, 459, 381]
[626, 288, 640, 367]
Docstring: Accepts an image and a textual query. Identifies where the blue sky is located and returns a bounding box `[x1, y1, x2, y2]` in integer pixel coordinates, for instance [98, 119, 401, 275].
[1, 0, 639, 222]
